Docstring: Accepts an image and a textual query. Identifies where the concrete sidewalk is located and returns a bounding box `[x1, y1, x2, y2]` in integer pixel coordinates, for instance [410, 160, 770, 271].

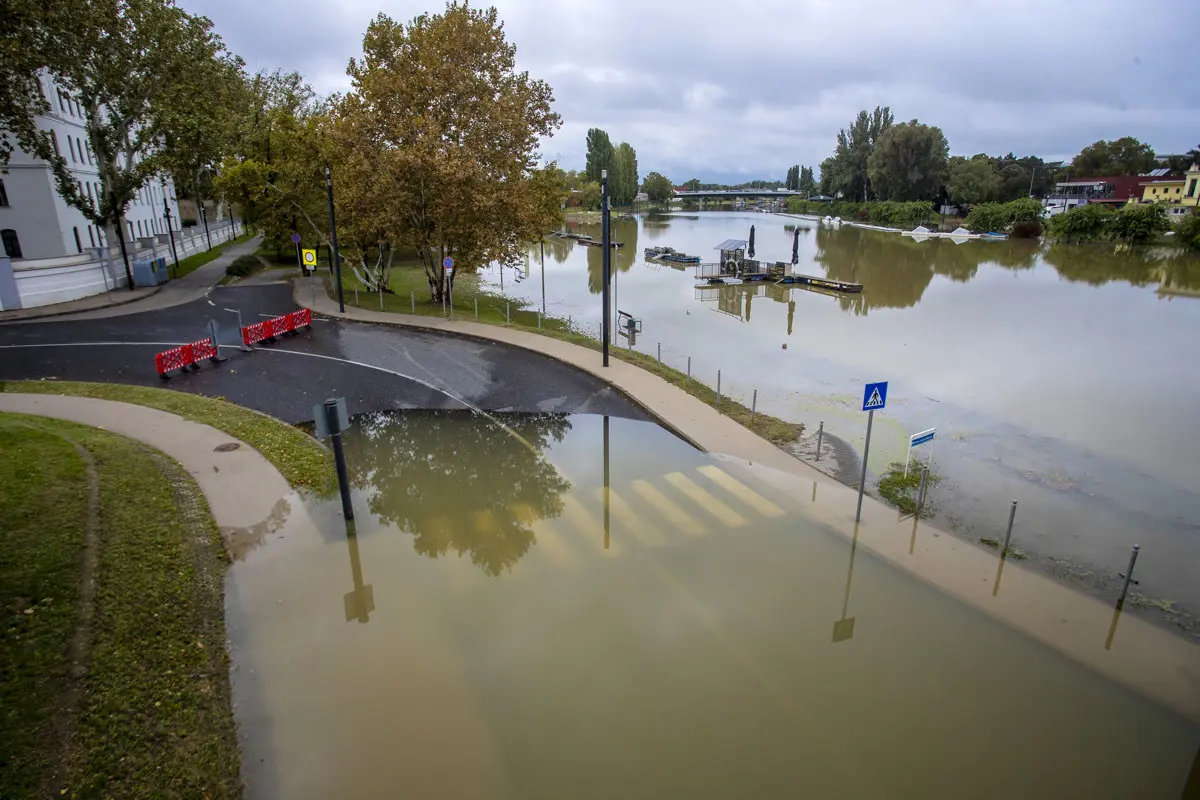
[0, 392, 290, 533]
[2, 234, 262, 324]
[296, 279, 831, 486]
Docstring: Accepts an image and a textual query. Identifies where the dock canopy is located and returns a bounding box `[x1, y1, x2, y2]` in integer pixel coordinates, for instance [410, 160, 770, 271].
[714, 238, 749, 251]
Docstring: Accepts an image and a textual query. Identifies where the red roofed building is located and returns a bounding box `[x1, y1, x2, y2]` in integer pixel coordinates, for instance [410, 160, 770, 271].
[1043, 175, 1143, 215]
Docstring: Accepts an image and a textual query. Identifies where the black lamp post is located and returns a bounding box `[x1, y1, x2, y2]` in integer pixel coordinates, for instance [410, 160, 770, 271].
[199, 202, 212, 251]
[162, 185, 180, 279]
[325, 166, 345, 312]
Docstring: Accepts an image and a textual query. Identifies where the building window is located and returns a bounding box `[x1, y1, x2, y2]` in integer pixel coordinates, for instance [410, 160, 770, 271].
[57, 91, 66, 113]
[73, 227, 82, 253]
[88, 225, 95, 247]
[2, 229, 22, 259]
[137, 220, 143, 237]
[51, 130, 60, 156]
[0, 179, 7, 207]
[1152, 188, 1157, 195]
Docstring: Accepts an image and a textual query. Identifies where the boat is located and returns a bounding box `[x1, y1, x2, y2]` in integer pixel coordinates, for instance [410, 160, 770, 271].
[579, 239, 623, 248]
[659, 252, 700, 264]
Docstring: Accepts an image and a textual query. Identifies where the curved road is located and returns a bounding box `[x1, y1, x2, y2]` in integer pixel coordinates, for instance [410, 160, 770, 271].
[0, 282, 651, 424]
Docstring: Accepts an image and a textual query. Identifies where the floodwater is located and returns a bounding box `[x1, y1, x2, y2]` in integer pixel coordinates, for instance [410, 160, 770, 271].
[482, 212, 1200, 613]
[226, 411, 1200, 799]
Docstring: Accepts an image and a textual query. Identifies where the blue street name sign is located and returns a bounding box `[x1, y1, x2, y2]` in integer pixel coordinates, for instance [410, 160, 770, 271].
[911, 428, 935, 447]
[862, 381, 888, 411]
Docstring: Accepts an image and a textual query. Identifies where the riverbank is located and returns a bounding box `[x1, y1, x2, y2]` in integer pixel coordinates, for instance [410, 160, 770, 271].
[0, 413, 240, 798]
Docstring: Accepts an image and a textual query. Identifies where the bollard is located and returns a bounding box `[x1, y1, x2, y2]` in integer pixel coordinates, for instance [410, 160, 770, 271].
[475, 297, 478, 320]
[687, 356, 691, 383]
[816, 421, 824, 461]
[917, 465, 928, 512]
[657, 342, 661, 364]
[717, 370, 722, 409]
[1118, 545, 1141, 602]
[379, 287, 383, 310]
[411, 290, 415, 314]
[751, 389, 757, 426]
[506, 302, 510, 326]
[568, 314, 572, 330]
[1002, 500, 1018, 553]
[355, 287, 359, 306]
[538, 311, 542, 330]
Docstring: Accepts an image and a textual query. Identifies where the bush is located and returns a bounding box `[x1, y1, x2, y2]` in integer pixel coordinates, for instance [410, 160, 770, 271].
[963, 197, 1044, 234]
[1010, 220, 1043, 238]
[1045, 203, 1113, 243]
[1108, 202, 1170, 244]
[1177, 211, 1200, 251]
[225, 254, 263, 277]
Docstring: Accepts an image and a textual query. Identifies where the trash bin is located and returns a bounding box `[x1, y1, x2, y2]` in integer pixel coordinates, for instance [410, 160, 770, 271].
[131, 257, 169, 287]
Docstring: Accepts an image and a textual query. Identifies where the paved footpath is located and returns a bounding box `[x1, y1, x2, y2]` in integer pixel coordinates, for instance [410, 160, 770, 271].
[0, 235, 262, 324]
[0, 393, 289, 532]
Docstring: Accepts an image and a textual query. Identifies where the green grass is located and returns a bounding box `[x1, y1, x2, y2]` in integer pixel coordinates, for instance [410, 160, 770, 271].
[0, 414, 240, 798]
[1, 381, 335, 495]
[876, 460, 941, 517]
[172, 231, 255, 279]
[325, 265, 805, 447]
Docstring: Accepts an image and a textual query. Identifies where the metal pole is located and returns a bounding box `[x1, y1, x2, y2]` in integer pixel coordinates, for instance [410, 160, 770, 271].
[224, 308, 252, 352]
[311, 272, 315, 309]
[325, 167, 345, 313]
[200, 203, 212, 251]
[449, 278, 454, 320]
[538, 311, 542, 330]
[327, 399, 353, 521]
[355, 287, 359, 306]
[1119, 545, 1140, 602]
[816, 421, 824, 461]
[1002, 500, 1018, 552]
[916, 466, 928, 513]
[294, 237, 303, 274]
[751, 389, 757, 425]
[717, 370, 722, 408]
[506, 302, 510, 326]
[162, 196, 179, 279]
[540, 238, 546, 315]
[601, 169, 611, 367]
[687, 356, 691, 383]
[379, 285, 383, 310]
[657, 342, 661, 364]
[855, 409, 874, 523]
[411, 290, 415, 314]
[603, 415, 610, 550]
[474, 297, 478, 320]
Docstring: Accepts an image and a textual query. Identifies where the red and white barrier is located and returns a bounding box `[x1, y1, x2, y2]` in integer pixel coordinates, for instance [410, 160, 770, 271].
[154, 337, 221, 378]
[241, 308, 312, 347]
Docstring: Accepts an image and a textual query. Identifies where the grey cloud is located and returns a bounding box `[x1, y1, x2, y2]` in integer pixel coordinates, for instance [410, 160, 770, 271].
[187, 0, 1200, 183]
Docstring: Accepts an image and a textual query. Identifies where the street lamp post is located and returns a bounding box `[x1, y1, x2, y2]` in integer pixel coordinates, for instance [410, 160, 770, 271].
[162, 188, 180, 279]
[325, 166, 346, 312]
[601, 169, 611, 367]
[199, 202, 212, 251]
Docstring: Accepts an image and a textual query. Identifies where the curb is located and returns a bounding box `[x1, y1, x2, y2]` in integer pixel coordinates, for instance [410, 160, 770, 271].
[0, 284, 164, 324]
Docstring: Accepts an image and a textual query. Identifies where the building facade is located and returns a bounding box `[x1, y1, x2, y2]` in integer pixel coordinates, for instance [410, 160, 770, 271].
[0, 71, 182, 261]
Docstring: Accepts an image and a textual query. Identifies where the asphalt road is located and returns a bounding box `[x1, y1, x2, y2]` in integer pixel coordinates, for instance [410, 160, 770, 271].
[0, 283, 650, 424]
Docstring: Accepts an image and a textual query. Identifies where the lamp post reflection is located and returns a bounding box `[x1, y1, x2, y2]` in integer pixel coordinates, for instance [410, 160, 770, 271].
[831, 522, 860, 644]
[603, 415, 611, 550]
[343, 520, 375, 624]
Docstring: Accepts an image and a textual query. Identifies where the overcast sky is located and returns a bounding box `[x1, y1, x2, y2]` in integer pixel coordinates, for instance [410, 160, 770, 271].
[188, 0, 1200, 184]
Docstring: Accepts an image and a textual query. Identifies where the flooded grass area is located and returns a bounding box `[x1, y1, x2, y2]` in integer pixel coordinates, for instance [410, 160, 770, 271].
[226, 410, 1200, 799]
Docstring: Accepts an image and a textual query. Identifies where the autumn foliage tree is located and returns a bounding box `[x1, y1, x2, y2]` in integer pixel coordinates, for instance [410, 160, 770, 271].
[330, 2, 560, 302]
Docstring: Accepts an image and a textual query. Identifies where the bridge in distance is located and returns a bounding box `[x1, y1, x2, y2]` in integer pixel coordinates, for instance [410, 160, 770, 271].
[673, 189, 806, 200]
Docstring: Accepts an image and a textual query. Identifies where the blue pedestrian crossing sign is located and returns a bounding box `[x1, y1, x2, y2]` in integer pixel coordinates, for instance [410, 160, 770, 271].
[862, 381, 888, 411]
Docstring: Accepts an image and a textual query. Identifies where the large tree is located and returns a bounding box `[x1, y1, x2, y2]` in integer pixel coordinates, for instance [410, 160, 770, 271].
[1069, 137, 1156, 177]
[797, 165, 815, 193]
[824, 106, 893, 201]
[946, 155, 1000, 205]
[641, 171, 673, 204]
[2, 0, 232, 281]
[330, 2, 560, 301]
[585, 128, 614, 184]
[867, 120, 949, 201]
[611, 142, 638, 205]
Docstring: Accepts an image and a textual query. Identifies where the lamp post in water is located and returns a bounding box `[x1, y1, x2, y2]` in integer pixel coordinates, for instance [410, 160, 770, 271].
[601, 169, 611, 367]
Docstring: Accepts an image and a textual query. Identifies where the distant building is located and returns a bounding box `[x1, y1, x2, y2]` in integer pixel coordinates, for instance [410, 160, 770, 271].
[1041, 175, 1143, 216]
[1131, 164, 1200, 220]
[0, 70, 180, 261]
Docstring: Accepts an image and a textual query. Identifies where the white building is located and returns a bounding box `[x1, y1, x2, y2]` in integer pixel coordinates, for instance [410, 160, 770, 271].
[0, 72, 182, 260]
[0, 71, 235, 311]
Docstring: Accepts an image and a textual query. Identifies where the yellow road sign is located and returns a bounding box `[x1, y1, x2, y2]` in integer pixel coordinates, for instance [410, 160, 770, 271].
[301, 248, 317, 267]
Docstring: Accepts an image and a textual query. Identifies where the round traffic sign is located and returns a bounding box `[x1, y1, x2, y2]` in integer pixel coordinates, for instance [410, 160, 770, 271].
[443, 256, 454, 270]
[291, 232, 301, 244]
[302, 250, 316, 265]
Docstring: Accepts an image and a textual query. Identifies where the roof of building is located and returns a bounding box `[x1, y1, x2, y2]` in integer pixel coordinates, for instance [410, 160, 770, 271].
[714, 239, 748, 251]
[1139, 177, 1185, 185]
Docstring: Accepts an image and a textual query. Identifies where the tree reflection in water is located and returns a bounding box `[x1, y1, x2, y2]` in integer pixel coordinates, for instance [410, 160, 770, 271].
[343, 410, 572, 576]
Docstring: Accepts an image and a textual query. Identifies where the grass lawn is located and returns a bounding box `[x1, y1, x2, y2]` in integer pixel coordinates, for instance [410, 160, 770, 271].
[0, 413, 240, 798]
[172, 231, 255, 279]
[323, 263, 805, 447]
[1, 381, 335, 495]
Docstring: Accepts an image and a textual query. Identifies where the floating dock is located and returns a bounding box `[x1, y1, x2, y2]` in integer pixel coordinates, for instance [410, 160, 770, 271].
[579, 238, 624, 248]
[774, 273, 862, 293]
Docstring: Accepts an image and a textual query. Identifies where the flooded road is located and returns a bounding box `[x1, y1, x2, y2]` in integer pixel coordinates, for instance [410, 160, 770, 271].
[226, 411, 1199, 799]
[481, 213, 1200, 612]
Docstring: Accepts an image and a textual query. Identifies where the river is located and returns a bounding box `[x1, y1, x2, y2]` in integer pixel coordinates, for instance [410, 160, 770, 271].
[480, 211, 1200, 616]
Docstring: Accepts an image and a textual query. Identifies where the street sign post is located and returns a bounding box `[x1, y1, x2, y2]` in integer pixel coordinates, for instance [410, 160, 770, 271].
[314, 397, 353, 520]
[443, 257, 454, 320]
[904, 427, 936, 476]
[856, 381, 888, 522]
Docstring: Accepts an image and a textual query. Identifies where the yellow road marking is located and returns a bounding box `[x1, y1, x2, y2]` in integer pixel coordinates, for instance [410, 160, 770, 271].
[663, 472, 748, 528]
[510, 502, 574, 567]
[632, 479, 705, 536]
[697, 465, 785, 518]
[594, 487, 668, 547]
[559, 494, 622, 555]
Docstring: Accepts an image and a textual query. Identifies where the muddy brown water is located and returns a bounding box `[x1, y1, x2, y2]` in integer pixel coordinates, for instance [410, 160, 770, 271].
[481, 212, 1200, 615]
[226, 411, 1199, 799]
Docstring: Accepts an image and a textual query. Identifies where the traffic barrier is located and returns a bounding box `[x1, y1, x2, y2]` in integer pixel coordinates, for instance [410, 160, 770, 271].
[153, 336, 221, 379]
[241, 308, 314, 347]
